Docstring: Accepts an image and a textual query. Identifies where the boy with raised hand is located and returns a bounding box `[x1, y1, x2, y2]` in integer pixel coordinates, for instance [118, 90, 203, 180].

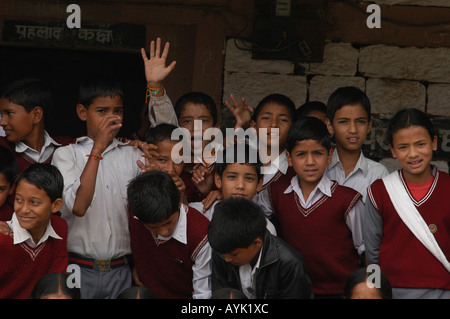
[208, 197, 313, 299]
[325, 86, 389, 205]
[51, 77, 151, 299]
[0, 163, 67, 299]
[127, 170, 211, 299]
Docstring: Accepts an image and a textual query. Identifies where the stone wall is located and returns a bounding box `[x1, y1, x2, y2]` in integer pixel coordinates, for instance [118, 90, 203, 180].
[221, 38, 450, 172]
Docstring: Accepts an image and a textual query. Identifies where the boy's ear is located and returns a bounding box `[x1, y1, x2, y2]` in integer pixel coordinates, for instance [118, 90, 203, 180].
[51, 198, 63, 214]
[76, 104, 87, 121]
[31, 106, 44, 124]
[256, 176, 263, 193]
[389, 144, 397, 159]
[214, 172, 222, 189]
[249, 120, 256, 129]
[253, 237, 263, 249]
[325, 118, 334, 135]
[432, 135, 438, 152]
[286, 151, 293, 167]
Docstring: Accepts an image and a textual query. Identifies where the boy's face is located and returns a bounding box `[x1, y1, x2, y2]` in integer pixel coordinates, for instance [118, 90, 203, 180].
[143, 211, 180, 239]
[155, 140, 184, 177]
[14, 179, 62, 242]
[178, 103, 217, 152]
[0, 98, 41, 143]
[215, 163, 262, 201]
[76, 96, 124, 140]
[222, 237, 262, 267]
[251, 102, 293, 152]
[287, 139, 332, 189]
[326, 104, 372, 153]
[0, 173, 13, 207]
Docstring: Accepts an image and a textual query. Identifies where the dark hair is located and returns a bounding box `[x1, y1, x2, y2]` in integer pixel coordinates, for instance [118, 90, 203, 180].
[215, 142, 262, 181]
[145, 123, 180, 145]
[1, 78, 53, 114]
[78, 76, 124, 108]
[344, 267, 392, 299]
[286, 117, 331, 153]
[326, 86, 371, 122]
[208, 197, 266, 254]
[296, 101, 326, 119]
[211, 288, 248, 299]
[127, 170, 180, 224]
[15, 163, 63, 202]
[29, 273, 81, 299]
[117, 286, 157, 299]
[174, 92, 218, 125]
[252, 93, 296, 122]
[385, 108, 436, 146]
[0, 146, 18, 185]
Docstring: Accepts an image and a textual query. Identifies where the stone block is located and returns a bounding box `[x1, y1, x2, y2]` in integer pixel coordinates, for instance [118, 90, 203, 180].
[309, 75, 366, 104]
[427, 84, 450, 116]
[366, 78, 426, 117]
[360, 45, 450, 83]
[308, 42, 359, 76]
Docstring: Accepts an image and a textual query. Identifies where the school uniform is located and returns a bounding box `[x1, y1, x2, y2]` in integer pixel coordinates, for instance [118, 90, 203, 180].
[52, 137, 144, 299]
[129, 204, 212, 299]
[365, 167, 450, 298]
[326, 150, 389, 204]
[0, 131, 74, 173]
[269, 174, 364, 296]
[0, 213, 68, 299]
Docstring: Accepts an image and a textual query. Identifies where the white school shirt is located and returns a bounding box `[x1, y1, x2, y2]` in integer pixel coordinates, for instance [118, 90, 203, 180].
[51, 136, 143, 260]
[189, 200, 277, 236]
[284, 174, 366, 255]
[239, 246, 263, 299]
[7, 213, 62, 248]
[326, 150, 389, 204]
[154, 204, 212, 299]
[15, 130, 61, 163]
[253, 150, 289, 219]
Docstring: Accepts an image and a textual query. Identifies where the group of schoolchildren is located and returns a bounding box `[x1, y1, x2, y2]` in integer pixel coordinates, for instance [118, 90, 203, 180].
[0, 38, 449, 300]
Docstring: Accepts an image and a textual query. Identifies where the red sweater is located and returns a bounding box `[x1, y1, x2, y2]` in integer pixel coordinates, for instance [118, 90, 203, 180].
[0, 215, 68, 299]
[0, 136, 74, 173]
[269, 179, 361, 295]
[129, 206, 209, 299]
[368, 170, 450, 289]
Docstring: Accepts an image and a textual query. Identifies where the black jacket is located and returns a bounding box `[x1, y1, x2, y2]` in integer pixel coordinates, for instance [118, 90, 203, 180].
[211, 230, 313, 299]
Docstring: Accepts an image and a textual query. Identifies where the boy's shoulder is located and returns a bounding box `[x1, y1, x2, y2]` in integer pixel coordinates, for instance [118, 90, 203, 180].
[50, 214, 68, 234]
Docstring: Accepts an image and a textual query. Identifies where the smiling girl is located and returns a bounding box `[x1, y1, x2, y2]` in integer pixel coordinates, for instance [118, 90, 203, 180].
[364, 108, 450, 299]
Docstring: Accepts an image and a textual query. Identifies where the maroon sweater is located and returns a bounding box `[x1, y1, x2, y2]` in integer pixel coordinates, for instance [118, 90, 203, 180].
[0, 135, 74, 174]
[129, 206, 209, 299]
[368, 170, 450, 289]
[269, 179, 361, 295]
[0, 215, 68, 299]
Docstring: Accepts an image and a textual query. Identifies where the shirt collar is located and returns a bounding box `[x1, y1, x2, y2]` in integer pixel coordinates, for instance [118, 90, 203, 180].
[284, 173, 333, 198]
[262, 150, 289, 178]
[329, 149, 369, 176]
[8, 213, 62, 247]
[15, 130, 61, 154]
[156, 204, 187, 244]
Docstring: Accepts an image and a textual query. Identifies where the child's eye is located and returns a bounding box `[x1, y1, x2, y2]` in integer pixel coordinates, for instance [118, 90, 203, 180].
[246, 177, 255, 182]
[15, 197, 23, 204]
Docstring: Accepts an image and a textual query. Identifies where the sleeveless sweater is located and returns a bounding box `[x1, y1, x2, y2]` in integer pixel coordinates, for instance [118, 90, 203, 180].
[269, 179, 361, 295]
[367, 170, 450, 289]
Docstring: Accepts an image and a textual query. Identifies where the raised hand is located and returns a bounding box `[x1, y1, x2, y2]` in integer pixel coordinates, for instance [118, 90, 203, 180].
[224, 94, 253, 129]
[141, 37, 177, 89]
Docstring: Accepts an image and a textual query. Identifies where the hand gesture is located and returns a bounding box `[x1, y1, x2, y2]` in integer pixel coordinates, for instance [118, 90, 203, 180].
[224, 94, 253, 129]
[137, 143, 161, 173]
[141, 37, 177, 88]
[92, 115, 122, 155]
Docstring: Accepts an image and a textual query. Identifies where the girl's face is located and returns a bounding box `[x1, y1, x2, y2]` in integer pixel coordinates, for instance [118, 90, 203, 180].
[389, 125, 437, 183]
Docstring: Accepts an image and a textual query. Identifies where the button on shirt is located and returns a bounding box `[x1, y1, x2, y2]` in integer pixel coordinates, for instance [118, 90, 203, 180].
[15, 130, 61, 163]
[326, 150, 389, 203]
[52, 137, 143, 260]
